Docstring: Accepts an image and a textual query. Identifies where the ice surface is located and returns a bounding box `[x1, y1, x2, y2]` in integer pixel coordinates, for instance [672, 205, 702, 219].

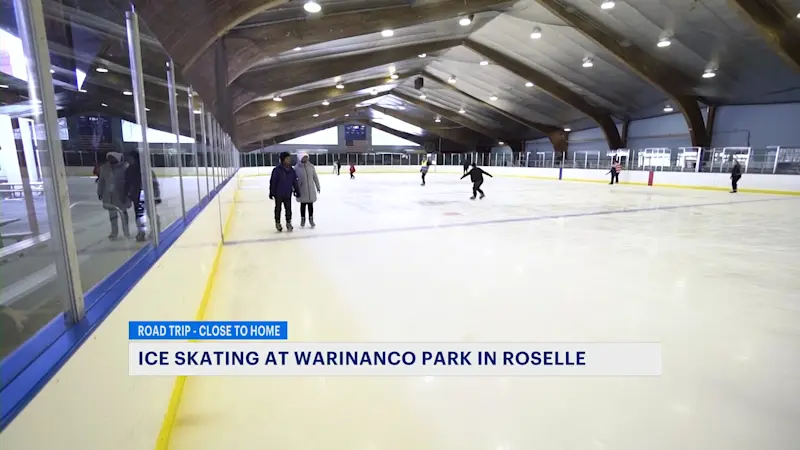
[170, 173, 800, 450]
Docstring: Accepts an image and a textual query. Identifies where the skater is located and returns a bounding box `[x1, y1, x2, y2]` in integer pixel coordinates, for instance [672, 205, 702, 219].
[349, 163, 356, 179]
[730, 158, 742, 193]
[124, 151, 162, 242]
[97, 151, 131, 239]
[332, 160, 339, 175]
[608, 158, 621, 184]
[420, 159, 431, 186]
[461, 163, 493, 200]
[295, 151, 320, 228]
[462, 160, 470, 175]
[269, 152, 299, 232]
[336, 160, 342, 176]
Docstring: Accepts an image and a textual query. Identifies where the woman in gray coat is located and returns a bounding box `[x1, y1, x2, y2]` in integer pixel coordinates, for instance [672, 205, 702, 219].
[295, 151, 320, 228]
[97, 151, 131, 238]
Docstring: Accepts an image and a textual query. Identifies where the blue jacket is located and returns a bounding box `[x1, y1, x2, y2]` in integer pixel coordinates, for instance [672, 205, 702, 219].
[270, 164, 299, 198]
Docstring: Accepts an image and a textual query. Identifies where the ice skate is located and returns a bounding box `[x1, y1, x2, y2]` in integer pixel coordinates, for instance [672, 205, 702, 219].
[275, 221, 283, 232]
[309, 217, 315, 228]
[479, 193, 485, 199]
[136, 231, 147, 242]
[286, 222, 294, 232]
[301, 217, 306, 227]
[470, 196, 476, 200]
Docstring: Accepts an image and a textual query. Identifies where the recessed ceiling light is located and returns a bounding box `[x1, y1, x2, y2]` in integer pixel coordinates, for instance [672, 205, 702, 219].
[418, 53, 427, 58]
[123, 90, 133, 96]
[322, 100, 330, 106]
[479, 60, 489, 66]
[293, 47, 302, 51]
[96, 67, 108, 73]
[459, 15, 473, 26]
[345, 113, 350, 117]
[458, 108, 465, 114]
[498, 141, 505, 145]
[0, 84, 9, 89]
[381, 29, 394, 37]
[390, 74, 399, 80]
[49, 69, 55, 74]
[447, 76, 456, 84]
[525, 81, 534, 87]
[434, 117, 441, 122]
[193, 109, 202, 114]
[663, 105, 674, 112]
[336, 83, 345, 89]
[702, 69, 716, 78]
[273, 96, 283, 101]
[303, 1, 321, 13]
[268, 112, 277, 117]
[657, 38, 671, 48]
[419, 94, 427, 99]
[313, 113, 319, 117]
[600, 1, 615, 10]
[489, 94, 498, 101]
[530, 27, 542, 39]
[145, 108, 150, 111]
[582, 58, 594, 68]
[563, 127, 571, 132]
[101, 103, 108, 107]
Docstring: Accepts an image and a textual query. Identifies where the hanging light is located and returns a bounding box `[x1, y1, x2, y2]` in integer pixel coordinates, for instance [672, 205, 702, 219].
[96, 67, 109, 73]
[269, 112, 277, 117]
[101, 103, 108, 107]
[600, 1, 615, 10]
[390, 74, 399, 80]
[563, 127, 571, 132]
[525, 81, 534, 87]
[381, 29, 394, 37]
[663, 105, 674, 112]
[293, 46, 302, 51]
[434, 117, 442, 123]
[336, 83, 345, 89]
[458, 108, 465, 114]
[479, 60, 489, 66]
[0, 84, 8, 89]
[122, 90, 133, 96]
[489, 94, 498, 101]
[418, 53, 427, 58]
[273, 96, 283, 101]
[657, 38, 671, 48]
[447, 76, 457, 84]
[193, 109, 202, 114]
[313, 113, 320, 117]
[78, 88, 87, 93]
[498, 141, 505, 145]
[322, 100, 330, 106]
[702, 69, 716, 78]
[419, 94, 427, 99]
[530, 27, 542, 39]
[582, 57, 594, 68]
[345, 113, 350, 117]
[303, 1, 321, 13]
[459, 14, 474, 26]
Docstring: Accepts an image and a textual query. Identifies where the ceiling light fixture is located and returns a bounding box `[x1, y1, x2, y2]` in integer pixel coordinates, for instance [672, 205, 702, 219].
[663, 105, 674, 112]
[96, 67, 108, 73]
[322, 100, 330, 106]
[122, 90, 133, 96]
[269, 112, 277, 117]
[381, 29, 394, 37]
[313, 113, 319, 117]
[600, 1, 615, 10]
[498, 141, 505, 145]
[193, 109, 202, 114]
[448, 76, 457, 84]
[303, 1, 321, 13]
[563, 127, 571, 132]
[293, 46, 302, 51]
[49, 69, 55, 74]
[336, 83, 345, 89]
[419, 94, 427, 99]
[78, 89, 87, 93]
[582, 57, 594, 68]
[0, 84, 9, 89]
[434, 117, 441, 122]
[657, 38, 671, 48]
[530, 27, 542, 39]
[101, 103, 108, 107]
[489, 94, 498, 101]
[702, 69, 716, 78]
[418, 53, 427, 58]
[390, 74, 399, 80]
[345, 113, 350, 117]
[145, 108, 150, 112]
[525, 81, 534, 87]
[458, 108, 465, 114]
[479, 60, 489, 66]
[459, 14, 474, 26]
[273, 96, 283, 101]
[797, 12, 800, 18]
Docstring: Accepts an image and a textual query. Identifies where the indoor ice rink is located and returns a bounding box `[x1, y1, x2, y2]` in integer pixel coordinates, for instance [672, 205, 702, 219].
[167, 170, 800, 450]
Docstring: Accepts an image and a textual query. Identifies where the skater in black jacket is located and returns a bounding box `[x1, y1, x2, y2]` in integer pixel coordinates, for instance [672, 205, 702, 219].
[460, 163, 493, 199]
[730, 159, 742, 193]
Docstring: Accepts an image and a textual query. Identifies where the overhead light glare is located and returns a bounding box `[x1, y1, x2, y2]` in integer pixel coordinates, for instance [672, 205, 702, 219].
[336, 83, 345, 89]
[145, 108, 150, 112]
[582, 57, 594, 68]
[447, 76, 456, 84]
[122, 90, 133, 96]
[600, 1, 615, 10]
[381, 29, 394, 37]
[530, 27, 542, 39]
[345, 114, 350, 117]
[273, 96, 283, 101]
[418, 53, 427, 58]
[313, 113, 319, 117]
[498, 141, 505, 145]
[49, 69, 55, 74]
[78, 89, 87, 93]
[434, 117, 441, 122]
[96, 67, 108, 73]
[563, 127, 571, 132]
[479, 60, 489, 66]
[303, 1, 321, 13]
[459, 14, 474, 26]
[663, 105, 674, 112]
[489, 94, 498, 101]
[797, 12, 800, 18]
[657, 38, 671, 48]
[101, 103, 108, 107]
[268, 112, 277, 117]
[0, 84, 9, 89]
[293, 47, 302, 51]
[458, 108, 465, 114]
[702, 69, 716, 79]
[419, 94, 427, 99]
[322, 100, 330, 106]
[525, 81, 534, 87]
[193, 109, 202, 114]
[390, 74, 399, 80]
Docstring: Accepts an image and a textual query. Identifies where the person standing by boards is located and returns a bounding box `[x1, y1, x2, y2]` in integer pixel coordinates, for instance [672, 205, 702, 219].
[295, 151, 321, 228]
[730, 158, 742, 193]
[461, 163, 493, 200]
[420, 159, 431, 186]
[608, 158, 621, 185]
[269, 152, 299, 232]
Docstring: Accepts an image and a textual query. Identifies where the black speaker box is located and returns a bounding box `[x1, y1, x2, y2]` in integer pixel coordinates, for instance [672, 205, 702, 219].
[414, 77, 424, 90]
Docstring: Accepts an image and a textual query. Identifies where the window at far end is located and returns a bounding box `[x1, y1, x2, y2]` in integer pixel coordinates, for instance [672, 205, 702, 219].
[371, 127, 419, 147]
[284, 126, 339, 145]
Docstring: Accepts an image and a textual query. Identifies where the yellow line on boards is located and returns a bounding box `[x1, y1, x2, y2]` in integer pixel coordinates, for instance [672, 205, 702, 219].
[154, 180, 240, 450]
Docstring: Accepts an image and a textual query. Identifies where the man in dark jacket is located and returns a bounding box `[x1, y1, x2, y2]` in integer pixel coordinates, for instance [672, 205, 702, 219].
[270, 152, 299, 232]
[124, 151, 162, 241]
[460, 163, 493, 200]
[730, 159, 742, 193]
[462, 160, 470, 175]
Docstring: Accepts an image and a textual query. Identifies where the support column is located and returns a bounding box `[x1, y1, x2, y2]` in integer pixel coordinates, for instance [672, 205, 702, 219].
[200, 104, 210, 195]
[166, 59, 186, 219]
[187, 87, 201, 204]
[14, 0, 84, 321]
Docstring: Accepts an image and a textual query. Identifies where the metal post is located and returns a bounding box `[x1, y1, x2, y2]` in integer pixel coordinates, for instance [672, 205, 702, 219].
[126, 9, 159, 245]
[187, 88, 201, 204]
[772, 147, 781, 174]
[207, 115, 215, 189]
[200, 106, 210, 196]
[166, 59, 186, 219]
[15, 0, 84, 321]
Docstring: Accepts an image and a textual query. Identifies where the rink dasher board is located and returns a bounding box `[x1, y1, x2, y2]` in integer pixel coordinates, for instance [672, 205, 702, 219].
[129, 342, 662, 376]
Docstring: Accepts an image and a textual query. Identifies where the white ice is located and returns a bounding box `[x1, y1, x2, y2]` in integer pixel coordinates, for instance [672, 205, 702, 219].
[170, 172, 800, 450]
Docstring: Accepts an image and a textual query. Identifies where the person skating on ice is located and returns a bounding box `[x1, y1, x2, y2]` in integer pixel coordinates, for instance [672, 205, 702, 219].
[608, 157, 621, 184]
[295, 151, 320, 228]
[461, 163, 492, 200]
[269, 152, 299, 232]
[420, 158, 431, 186]
[462, 160, 470, 175]
[124, 150, 162, 242]
[349, 163, 356, 179]
[730, 158, 742, 193]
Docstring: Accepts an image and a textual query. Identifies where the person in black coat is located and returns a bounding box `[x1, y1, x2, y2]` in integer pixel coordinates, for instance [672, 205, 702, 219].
[730, 159, 742, 193]
[460, 163, 493, 200]
[462, 160, 470, 175]
[269, 152, 300, 232]
[124, 151, 162, 241]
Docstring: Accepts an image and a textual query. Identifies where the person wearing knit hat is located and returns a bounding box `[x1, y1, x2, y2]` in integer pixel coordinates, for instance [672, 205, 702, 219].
[294, 151, 321, 228]
[97, 151, 131, 239]
[269, 151, 299, 232]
